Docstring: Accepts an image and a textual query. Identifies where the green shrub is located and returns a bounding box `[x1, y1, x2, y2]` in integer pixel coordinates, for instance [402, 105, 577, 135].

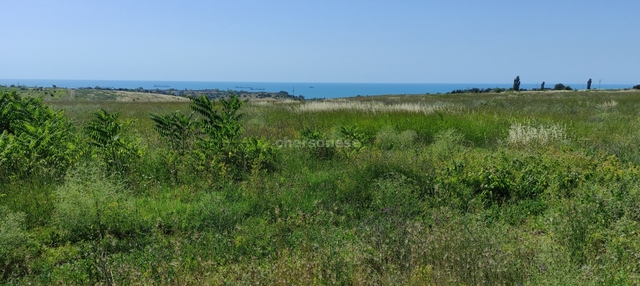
[374, 126, 417, 150]
[429, 129, 465, 159]
[53, 164, 148, 242]
[0, 91, 81, 181]
[339, 125, 369, 148]
[0, 207, 32, 281]
[84, 109, 141, 177]
[150, 111, 196, 155]
[149, 111, 197, 184]
[336, 125, 368, 158]
[300, 127, 336, 159]
[370, 172, 422, 218]
[189, 95, 277, 179]
[239, 137, 279, 172]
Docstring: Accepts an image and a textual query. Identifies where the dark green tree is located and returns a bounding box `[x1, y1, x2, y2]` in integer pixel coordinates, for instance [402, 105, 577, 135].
[541, 82, 545, 90]
[554, 83, 566, 90]
[587, 78, 592, 90]
[513, 76, 521, 91]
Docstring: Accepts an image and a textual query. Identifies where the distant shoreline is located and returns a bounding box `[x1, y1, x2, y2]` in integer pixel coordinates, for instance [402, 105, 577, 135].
[1, 80, 636, 99]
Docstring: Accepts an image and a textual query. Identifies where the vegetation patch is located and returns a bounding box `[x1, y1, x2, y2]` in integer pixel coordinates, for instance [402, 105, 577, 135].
[2, 89, 640, 284]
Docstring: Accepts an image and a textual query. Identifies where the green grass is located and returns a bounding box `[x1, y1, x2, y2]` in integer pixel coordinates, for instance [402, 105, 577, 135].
[2, 90, 640, 284]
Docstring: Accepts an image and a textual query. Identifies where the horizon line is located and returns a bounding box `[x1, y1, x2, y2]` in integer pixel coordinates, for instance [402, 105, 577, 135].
[0, 78, 635, 85]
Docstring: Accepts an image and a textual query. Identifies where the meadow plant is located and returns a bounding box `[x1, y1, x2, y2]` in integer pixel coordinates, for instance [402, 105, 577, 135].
[53, 163, 145, 242]
[294, 100, 456, 115]
[507, 122, 566, 146]
[299, 127, 336, 159]
[375, 126, 418, 150]
[596, 99, 618, 110]
[84, 108, 141, 177]
[370, 172, 422, 218]
[0, 91, 81, 181]
[0, 207, 31, 280]
[4, 89, 640, 284]
[187, 95, 277, 180]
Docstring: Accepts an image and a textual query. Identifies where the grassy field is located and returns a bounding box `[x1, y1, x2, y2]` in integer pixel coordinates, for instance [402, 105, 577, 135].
[2, 88, 640, 284]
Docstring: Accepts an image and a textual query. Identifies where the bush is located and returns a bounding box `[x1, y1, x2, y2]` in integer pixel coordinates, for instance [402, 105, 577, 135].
[370, 172, 422, 218]
[633, 85, 640, 90]
[0, 91, 80, 181]
[53, 164, 148, 242]
[189, 95, 277, 179]
[0, 207, 32, 280]
[374, 126, 417, 150]
[84, 109, 141, 177]
[338, 125, 369, 157]
[553, 83, 566, 90]
[239, 137, 279, 172]
[300, 127, 336, 159]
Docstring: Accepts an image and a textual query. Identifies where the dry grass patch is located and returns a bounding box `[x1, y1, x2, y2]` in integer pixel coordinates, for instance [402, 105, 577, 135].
[507, 122, 567, 146]
[596, 100, 618, 110]
[294, 100, 458, 114]
[114, 91, 190, 102]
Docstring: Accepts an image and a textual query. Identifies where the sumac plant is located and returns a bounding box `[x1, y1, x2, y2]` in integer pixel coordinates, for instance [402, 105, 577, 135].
[84, 108, 140, 176]
[171, 95, 278, 180]
[0, 91, 80, 181]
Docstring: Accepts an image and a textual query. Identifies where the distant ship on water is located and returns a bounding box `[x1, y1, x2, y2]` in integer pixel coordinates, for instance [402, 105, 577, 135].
[154, 84, 170, 88]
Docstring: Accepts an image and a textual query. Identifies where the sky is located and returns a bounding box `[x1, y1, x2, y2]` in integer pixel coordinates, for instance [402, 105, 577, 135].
[1, 0, 638, 84]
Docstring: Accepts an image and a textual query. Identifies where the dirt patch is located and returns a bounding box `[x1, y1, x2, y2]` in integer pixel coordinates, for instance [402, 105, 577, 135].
[114, 91, 190, 102]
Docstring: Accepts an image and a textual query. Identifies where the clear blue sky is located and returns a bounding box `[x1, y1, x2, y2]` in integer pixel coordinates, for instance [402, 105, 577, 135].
[1, 0, 638, 83]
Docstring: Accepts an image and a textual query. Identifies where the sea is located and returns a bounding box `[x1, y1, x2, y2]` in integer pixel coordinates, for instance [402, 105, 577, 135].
[0, 79, 633, 99]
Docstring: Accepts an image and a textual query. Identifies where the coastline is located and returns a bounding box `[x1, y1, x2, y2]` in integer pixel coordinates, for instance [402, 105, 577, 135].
[1, 79, 635, 99]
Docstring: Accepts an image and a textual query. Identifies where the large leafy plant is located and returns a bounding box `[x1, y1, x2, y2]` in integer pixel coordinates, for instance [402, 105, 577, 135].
[83, 108, 140, 176]
[0, 91, 80, 181]
[151, 95, 277, 181]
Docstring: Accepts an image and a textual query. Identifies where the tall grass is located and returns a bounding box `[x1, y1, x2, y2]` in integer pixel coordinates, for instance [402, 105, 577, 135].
[294, 100, 458, 114]
[507, 121, 567, 146]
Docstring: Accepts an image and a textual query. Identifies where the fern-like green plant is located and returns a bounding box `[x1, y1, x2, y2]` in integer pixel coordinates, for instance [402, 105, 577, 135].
[150, 111, 196, 155]
[340, 125, 368, 149]
[0, 91, 22, 133]
[218, 95, 245, 140]
[0, 131, 15, 181]
[149, 111, 197, 184]
[300, 127, 335, 159]
[15, 120, 77, 177]
[84, 108, 139, 175]
[0, 91, 80, 181]
[189, 95, 254, 179]
[239, 137, 279, 172]
[189, 94, 246, 143]
[190, 95, 223, 138]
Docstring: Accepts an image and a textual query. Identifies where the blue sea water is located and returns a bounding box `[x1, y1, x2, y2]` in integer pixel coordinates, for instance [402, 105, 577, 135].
[0, 79, 634, 99]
